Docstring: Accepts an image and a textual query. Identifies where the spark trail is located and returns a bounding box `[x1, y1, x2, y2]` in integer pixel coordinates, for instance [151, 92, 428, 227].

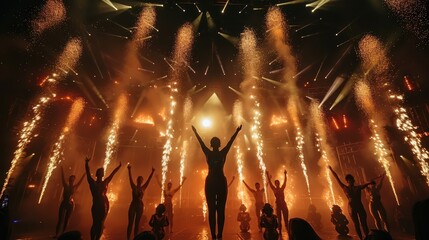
[310, 102, 337, 207]
[1, 96, 52, 198]
[39, 98, 85, 203]
[161, 23, 194, 202]
[233, 101, 251, 207]
[179, 97, 193, 206]
[56, 38, 82, 73]
[354, 81, 400, 205]
[266, 7, 312, 201]
[239, 29, 268, 202]
[104, 95, 127, 173]
[359, 35, 429, 186]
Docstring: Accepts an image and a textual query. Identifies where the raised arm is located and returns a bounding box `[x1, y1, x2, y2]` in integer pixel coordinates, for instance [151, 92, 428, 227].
[85, 157, 94, 184]
[228, 176, 235, 188]
[281, 170, 287, 190]
[127, 165, 136, 189]
[172, 177, 187, 194]
[142, 167, 155, 190]
[192, 126, 210, 154]
[222, 125, 242, 154]
[60, 166, 67, 187]
[75, 173, 86, 189]
[105, 162, 122, 184]
[328, 166, 346, 188]
[266, 171, 275, 190]
[242, 180, 255, 193]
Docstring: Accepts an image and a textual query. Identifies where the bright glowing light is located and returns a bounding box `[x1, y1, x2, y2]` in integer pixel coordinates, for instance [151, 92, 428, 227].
[104, 95, 127, 173]
[394, 105, 429, 185]
[134, 7, 156, 47]
[179, 140, 188, 207]
[1, 97, 51, 198]
[201, 118, 212, 128]
[135, 114, 154, 125]
[39, 98, 85, 203]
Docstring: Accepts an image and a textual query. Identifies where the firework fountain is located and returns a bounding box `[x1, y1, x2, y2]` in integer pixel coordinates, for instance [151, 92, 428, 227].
[232, 100, 251, 207]
[1, 96, 52, 198]
[104, 95, 127, 173]
[359, 34, 429, 186]
[160, 23, 194, 202]
[39, 98, 85, 203]
[354, 81, 400, 205]
[179, 97, 193, 207]
[266, 7, 312, 202]
[309, 102, 340, 208]
[239, 29, 268, 202]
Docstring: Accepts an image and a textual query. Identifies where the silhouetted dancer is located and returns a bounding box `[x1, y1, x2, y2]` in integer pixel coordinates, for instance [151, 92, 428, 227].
[149, 204, 169, 240]
[55, 166, 85, 237]
[127, 165, 155, 240]
[85, 157, 121, 240]
[192, 124, 242, 240]
[329, 166, 375, 240]
[237, 204, 251, 233]
[260, 203, 279, 240]
[156, 175, 186, 233]
[366, 172, 389, 232]
[266, 170, 288, 233]
[242, 180, 264, 231]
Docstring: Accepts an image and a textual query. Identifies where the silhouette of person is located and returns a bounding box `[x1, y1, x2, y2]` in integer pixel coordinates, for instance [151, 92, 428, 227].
[55, 166, 85, 237]
[329, 166, 375, 240]
[155, 175, 186, 233]
[288, 218, 322, 240]
[192, 125, 242, 239]
[85, 157, 121, 240]
[366, 172, 389, 232]
[149, 204, 169, 240]
[127, 165, 155, 240]
[260, 203, 279, 240]
[331, 204, 349, 236]
[242, 180, 264, 231]
[266, 170, 288, 233]
[237, 204, 251, 233]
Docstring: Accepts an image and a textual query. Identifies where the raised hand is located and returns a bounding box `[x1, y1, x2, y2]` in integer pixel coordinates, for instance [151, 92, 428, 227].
[151, 167, 155, 172]
[182, 176, 187, 181]
[284, 170, 287, 175]
[85, 157, 90, 162]
[237, 125, 242, 132]
[127, 164, 131, 170]
[192, 125, 197, 132]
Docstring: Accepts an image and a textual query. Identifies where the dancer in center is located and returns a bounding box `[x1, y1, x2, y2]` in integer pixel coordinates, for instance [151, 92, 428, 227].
[85, 157, 122, 240]
[266, 170, 289, 233]
[126, 165, 155, 240]
[329, 166, 375, 240]
[192, 124, 242, 240]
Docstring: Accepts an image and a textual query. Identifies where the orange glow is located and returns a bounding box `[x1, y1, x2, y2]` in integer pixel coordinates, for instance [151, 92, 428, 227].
[404, 76, 413, 91]
[135, 114, 155, 125]
[342, 114, 348, 128]
[158, 108, 166, 121]
[28, 184, 36, 189]
[332, 117, 340, 130]
[270, 115, 288, 126]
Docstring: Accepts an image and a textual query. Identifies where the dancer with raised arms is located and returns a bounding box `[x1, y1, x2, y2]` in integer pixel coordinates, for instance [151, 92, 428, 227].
[85, 157, 121, 240]
[126, 165, 155, 240]
[192, 124, 242, 240]
[242, 180, 264, 231]
[329, 165, 375, 240]
[266, 170, 288, 233]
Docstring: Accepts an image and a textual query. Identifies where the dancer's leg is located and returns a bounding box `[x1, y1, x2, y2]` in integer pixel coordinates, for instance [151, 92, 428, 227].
[216, 183, 228, 239]
[127, 203, 136, 240]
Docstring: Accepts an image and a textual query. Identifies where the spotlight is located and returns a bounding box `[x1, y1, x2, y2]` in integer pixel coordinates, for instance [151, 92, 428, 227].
[201, 117, 213, 128]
